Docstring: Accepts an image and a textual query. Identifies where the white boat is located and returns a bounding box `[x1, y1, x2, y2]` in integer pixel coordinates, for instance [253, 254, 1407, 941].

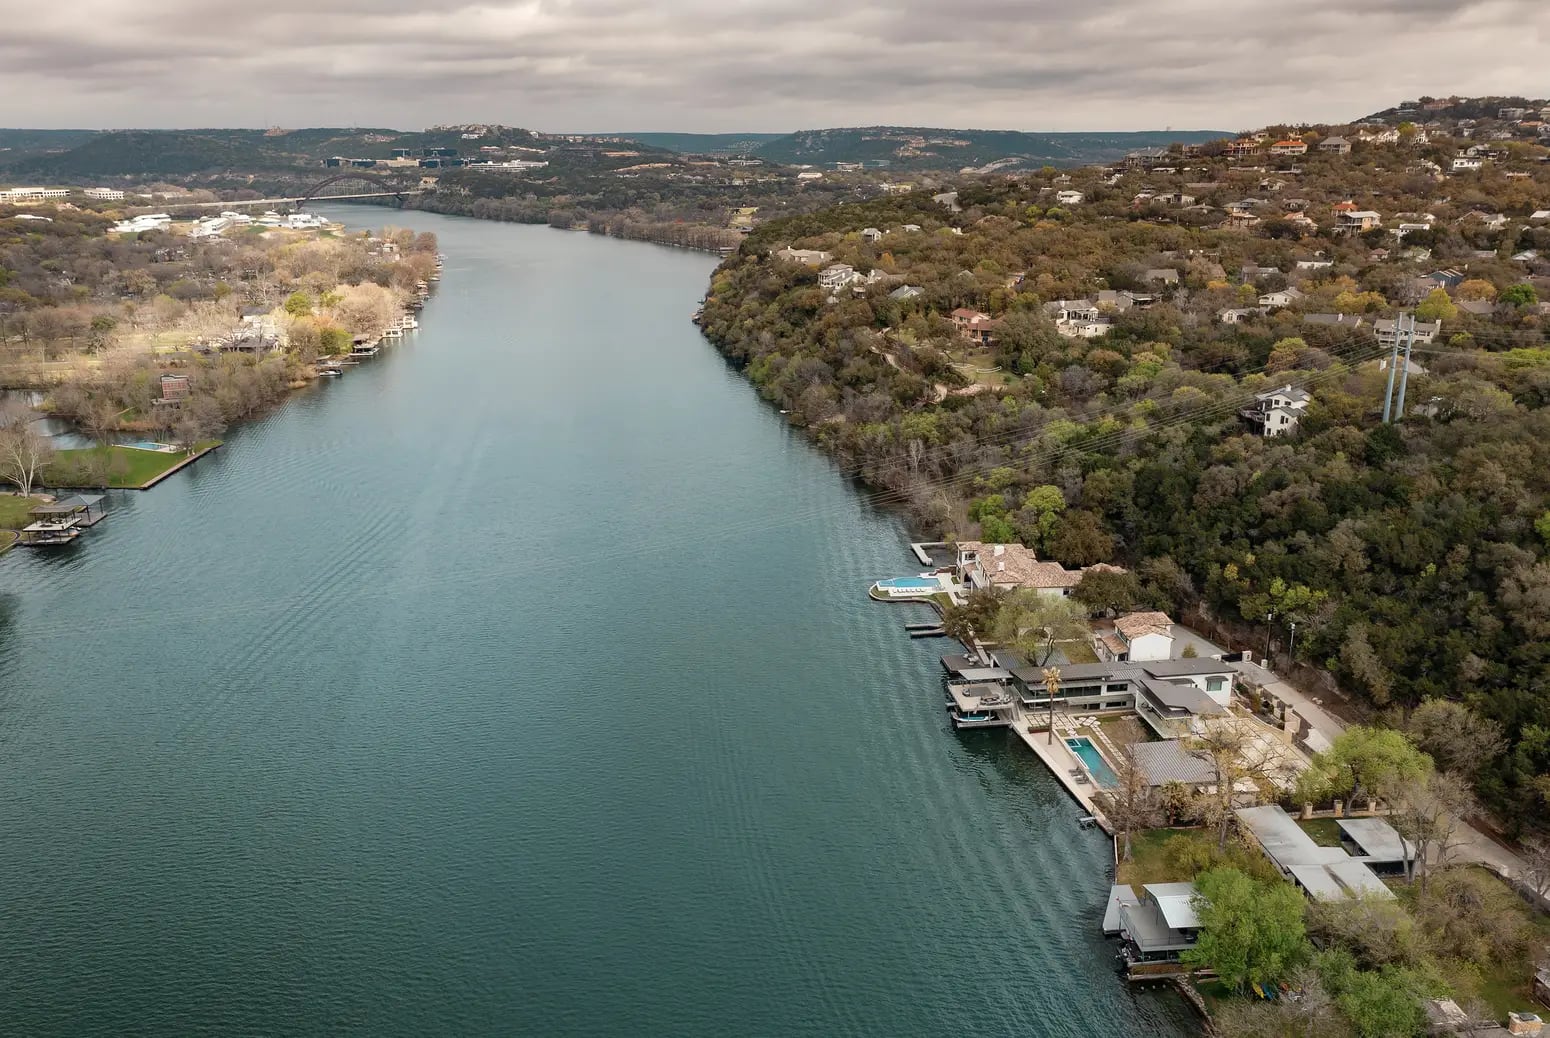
[318, 366, 343, 377]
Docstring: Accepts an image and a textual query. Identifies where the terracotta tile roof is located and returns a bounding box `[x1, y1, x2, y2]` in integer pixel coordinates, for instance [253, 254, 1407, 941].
[1115, 611, 1175, 639]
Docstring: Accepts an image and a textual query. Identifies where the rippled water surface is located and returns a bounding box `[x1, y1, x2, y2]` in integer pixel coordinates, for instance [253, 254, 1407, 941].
[0, 207, 1195, 1036]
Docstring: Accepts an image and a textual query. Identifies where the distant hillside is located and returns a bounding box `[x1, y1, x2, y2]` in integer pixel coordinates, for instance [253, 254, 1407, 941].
[13, 130, 288, 176]
[614, 132, 788, 155]
[6, 125, 543, 177]
[1363, 95, 1549, 124]
[0, 129, 100, 162]
[745, 126, 1229, 170]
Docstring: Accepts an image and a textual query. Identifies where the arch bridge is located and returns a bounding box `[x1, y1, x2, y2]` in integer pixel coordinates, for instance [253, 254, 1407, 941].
[296, 170, 419, 208]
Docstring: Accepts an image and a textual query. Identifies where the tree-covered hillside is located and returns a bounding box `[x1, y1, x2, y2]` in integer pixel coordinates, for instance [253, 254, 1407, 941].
[699, 133, 1550, 831]
[750, 127, 1229, 170]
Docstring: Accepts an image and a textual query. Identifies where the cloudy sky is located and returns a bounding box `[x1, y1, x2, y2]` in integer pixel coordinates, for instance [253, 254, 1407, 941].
[2, 0, 1547, 133]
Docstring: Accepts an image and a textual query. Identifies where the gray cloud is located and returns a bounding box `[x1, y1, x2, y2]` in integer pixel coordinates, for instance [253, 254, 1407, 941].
[1, 0, 1546, 131]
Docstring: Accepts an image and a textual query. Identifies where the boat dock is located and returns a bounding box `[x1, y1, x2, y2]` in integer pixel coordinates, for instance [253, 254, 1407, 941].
[909, 541, 947, 566]
[17, 494, 108, 547]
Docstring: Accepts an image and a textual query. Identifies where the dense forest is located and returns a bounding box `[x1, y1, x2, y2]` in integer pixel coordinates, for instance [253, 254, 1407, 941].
[699, 126, 1550, 832]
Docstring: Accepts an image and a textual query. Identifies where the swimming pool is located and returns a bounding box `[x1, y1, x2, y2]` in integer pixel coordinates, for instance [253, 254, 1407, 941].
[122, 441, 178, 453]
[1066, 737, 1119, 787]
[871, 575, 944, 599]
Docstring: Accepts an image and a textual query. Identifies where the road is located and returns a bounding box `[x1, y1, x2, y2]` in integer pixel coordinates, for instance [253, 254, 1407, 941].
[1233, 659, 1524, 879]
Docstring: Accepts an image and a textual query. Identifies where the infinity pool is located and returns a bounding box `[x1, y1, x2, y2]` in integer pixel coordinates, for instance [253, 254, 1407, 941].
[1066, 737, 1119, 787]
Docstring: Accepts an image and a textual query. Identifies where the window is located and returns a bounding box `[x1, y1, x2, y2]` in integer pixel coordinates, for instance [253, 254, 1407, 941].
[1206, 677, 1225, 693]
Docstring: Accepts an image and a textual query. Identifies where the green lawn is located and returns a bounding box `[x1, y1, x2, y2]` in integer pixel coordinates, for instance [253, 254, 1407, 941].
[1115, 827, 1218, 886]
[42, 442, 219, 489]
[1297, 817, 1345, 847]
[1057, 638, 1100, 664]
[0, 494, 43, 529]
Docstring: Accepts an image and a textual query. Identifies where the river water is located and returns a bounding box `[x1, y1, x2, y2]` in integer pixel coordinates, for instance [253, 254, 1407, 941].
[0, 206, 1194, 1036]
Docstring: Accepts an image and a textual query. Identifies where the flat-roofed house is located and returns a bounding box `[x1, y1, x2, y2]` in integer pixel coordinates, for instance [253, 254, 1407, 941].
[1235, 805, 1395, 901]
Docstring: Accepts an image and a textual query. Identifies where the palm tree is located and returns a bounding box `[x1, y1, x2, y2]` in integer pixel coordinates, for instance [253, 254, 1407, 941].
[1042, 666, 1062, 744]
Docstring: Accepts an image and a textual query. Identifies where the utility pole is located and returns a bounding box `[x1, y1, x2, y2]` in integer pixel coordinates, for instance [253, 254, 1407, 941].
[1388, 312, 1413, 421]
[1289, 621, 1298, 663]
[1382, 311, 1419, 424]
[1264, 611, 1275, 665]
[1394, 313, 1417, 421]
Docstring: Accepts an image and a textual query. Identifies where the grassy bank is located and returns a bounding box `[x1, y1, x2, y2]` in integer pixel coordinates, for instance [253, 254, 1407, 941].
[0, 494, 42, 530]
[42, 442, 221, 489]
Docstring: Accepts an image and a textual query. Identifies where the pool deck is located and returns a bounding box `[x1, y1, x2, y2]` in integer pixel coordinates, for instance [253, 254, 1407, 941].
[1006, 699, 1114, 832]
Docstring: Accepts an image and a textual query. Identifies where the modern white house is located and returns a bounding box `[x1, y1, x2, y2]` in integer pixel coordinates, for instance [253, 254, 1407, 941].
[1097, 611, 1175, 662]
[83, 187, 126, 200]
[1054, 190, 1084, 206]
[1242, 384, 1311, 437]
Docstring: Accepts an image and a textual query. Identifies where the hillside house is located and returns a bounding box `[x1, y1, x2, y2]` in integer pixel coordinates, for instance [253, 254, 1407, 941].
[1302, 313, 1365, 331]
[1452, 155, 1484, 172]
[1318, 136, 1352, 155]
[1222, 212, 1262, 231]
[1294, 258, 1334, 270]
[1054, 190, 1084, 205]
[774, 246, 832, 267]
[1269, 139, 1308, 156]
[860, 227, 884, 243]
[818, 263, 859, 292]
[1258, 286, 1304, 308]
[1374, 317, 1441, 347]
[949, 308, 999, 344]
[1043, 299, 1099, 323]
[1337, 210, 1382, 232]
[1218, 307, 1262, 324]
[1242, 384, 1310, 437]
[888, 285, 923, 301]
[1143, 268, 1180, 286]
[157, 374, 191, 403]
[1225, 139, 1261, 157]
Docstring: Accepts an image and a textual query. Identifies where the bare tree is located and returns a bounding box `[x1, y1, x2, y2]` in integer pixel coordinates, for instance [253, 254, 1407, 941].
[1104, 745, 1162, 862]
[1190, 721, 1301, 849]
[1393, 770, 1477, 891]
[0, 400, 55, 496]
[1521, 839, 1550, 900]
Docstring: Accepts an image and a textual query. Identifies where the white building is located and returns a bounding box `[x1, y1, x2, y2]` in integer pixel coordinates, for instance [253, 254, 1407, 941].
[1054, 190, 1084, 205]
[817, 263, 858, 292]
[1242, 384, 1311, 437]
[1097, 612, 1175, 662]
[0, 187, 70, 203]
[111, 213, 172, 234]
[83, 187, 125, 200]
